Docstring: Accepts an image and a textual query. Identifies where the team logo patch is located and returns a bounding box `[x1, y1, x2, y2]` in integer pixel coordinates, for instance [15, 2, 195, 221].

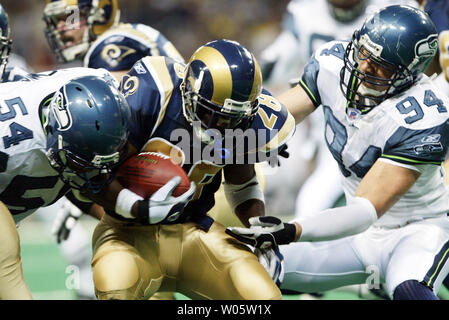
[133, 61, 147, 74]
[413, 134, 443, 154]
[51, 90, 72, 131]
[415, 34, 438, 58]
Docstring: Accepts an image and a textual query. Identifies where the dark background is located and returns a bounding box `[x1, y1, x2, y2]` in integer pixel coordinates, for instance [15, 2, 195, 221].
[2, 0, 290, 71]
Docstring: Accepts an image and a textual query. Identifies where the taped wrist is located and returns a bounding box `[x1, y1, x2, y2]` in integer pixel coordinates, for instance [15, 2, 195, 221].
[115, 188, 143, 219]
[224, 174, 265, 212]
[292, 196, 378, 242]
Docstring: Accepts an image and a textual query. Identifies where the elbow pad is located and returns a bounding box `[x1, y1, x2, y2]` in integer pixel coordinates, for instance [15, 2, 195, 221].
[223, 175, 265, 212]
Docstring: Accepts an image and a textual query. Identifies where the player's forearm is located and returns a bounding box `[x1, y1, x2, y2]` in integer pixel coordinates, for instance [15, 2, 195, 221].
[291, 197, 378, 242]
[235, 199, 265, 227]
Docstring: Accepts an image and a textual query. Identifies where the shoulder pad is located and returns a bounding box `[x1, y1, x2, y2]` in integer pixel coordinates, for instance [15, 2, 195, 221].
[121, 56, 185, 149]
[84, 23, 184, 70]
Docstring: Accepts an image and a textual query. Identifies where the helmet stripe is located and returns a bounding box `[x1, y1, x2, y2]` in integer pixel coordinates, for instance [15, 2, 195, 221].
[249, 55, 262, 102]
[190, 45, 232, 106]
[206, 40, 259, 102]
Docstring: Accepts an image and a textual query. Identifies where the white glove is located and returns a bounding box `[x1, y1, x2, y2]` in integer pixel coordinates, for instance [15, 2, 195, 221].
[51, 200, 83, 243]
[254, 246, 284, 288]
[137, 176, 196, 224]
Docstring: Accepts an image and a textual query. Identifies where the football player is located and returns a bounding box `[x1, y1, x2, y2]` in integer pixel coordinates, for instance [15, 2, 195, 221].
[260, 0, 417, 300]
[0, 69, 132, 299]
[71, 39, 295, 300]
[43, 1, 269, 300]
[42, 0, 186, 299]
[261, 0, 418, 221]
[0, 3, 100, 299]
[43, 0, 184, 74]
[227, 5, 449, 300]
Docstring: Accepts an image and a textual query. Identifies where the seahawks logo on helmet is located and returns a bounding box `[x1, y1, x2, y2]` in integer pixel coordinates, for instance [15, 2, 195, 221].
[50, 90, 73, 131]
[415, 35, 438, 58]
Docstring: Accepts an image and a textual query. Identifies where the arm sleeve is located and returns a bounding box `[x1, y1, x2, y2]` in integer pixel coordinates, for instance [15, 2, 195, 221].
[291, 196, 378, 242]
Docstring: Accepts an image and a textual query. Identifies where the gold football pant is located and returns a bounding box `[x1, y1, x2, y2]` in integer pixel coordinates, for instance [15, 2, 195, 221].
[92, 214, 281, 300]
[0, 201, 32, 299]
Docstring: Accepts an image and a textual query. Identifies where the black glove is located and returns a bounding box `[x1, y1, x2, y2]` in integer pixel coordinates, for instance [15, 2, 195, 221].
[268, 144, 290, 167]
[225, 216, 297, 249]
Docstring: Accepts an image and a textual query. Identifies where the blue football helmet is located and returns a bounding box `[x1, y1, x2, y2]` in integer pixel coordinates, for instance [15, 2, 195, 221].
[45, 75, 131, 192]
[340, 5, 438, 113]
[327, 0, 367, 23]
[0, 5, 12, 79]
[43, 0, 120, 62]
[181, 39, 262, 143]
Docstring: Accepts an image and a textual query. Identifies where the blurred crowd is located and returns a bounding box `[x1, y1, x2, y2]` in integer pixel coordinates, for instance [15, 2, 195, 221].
[2, 0, 289, 72]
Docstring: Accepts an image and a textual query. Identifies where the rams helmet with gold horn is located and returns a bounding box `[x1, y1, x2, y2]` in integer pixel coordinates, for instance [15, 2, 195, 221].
[43, 0, 120, 63]
[181, 39, 262, 142]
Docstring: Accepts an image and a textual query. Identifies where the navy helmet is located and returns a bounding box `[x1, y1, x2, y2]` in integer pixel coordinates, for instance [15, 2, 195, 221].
[181, 39, 262, 143]
[45, 75, 131, 192]
[340, 5, 438, 112]
[327, 0, 367, 23]
[43, 0, 120, 62]
[0, 5, 12, 79]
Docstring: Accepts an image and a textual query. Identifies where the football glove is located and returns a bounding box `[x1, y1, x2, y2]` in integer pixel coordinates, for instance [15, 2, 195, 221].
[137, 176, 196, 225]
[255, 246, 285, 288]
[267, 144, 290, 167]
[51, 200, 83, 244]
[225, 216, 296, 249]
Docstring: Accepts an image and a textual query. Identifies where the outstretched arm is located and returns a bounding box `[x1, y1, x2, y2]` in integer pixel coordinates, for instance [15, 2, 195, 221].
[278, 84, 316, 125]
[226, 160, 421, 247]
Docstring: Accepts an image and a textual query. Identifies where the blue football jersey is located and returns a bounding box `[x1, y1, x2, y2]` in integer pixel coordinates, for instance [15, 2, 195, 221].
[115, 56, 295, 226]
[84, 23, 185, 71]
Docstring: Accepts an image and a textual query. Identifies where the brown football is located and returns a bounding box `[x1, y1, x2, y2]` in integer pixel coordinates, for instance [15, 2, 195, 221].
[117, 152, 190, 198]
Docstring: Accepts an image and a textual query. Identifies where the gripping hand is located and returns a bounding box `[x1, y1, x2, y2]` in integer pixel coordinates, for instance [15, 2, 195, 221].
[225, 216, 296, 249]
[137, 176, 196, 224]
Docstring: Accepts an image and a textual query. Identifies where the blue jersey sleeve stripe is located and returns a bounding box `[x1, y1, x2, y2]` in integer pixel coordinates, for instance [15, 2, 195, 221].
[300, 56, 321, 107]
[384, 124, 449, 164]
[299, 79, 319, 107]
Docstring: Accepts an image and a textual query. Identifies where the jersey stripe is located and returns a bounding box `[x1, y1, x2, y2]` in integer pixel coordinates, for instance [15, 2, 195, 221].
[423, 240, 449, 289]
[141, 56, 174, 136]
[381, 154, 442, 165]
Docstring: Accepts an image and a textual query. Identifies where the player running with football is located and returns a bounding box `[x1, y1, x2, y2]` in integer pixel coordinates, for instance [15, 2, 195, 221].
[72, 39, 295, 300]
[226, 5, 449, 300]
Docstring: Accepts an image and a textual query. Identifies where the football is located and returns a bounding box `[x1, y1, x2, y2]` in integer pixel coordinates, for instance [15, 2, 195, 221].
[117, 152, 191, 198]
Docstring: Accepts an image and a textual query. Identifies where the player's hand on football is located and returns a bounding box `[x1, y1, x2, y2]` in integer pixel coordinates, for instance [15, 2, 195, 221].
[255, 246, 284, 288]
[137, 176, 196, 224]
[51, 200, 83, 244]
[225, 216, 297, 249]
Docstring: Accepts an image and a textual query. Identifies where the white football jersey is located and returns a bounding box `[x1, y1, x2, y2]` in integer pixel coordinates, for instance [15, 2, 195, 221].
[261, 0, 418, 86]
[0, 67, 114, 223]
[300, 40, 449, 227]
